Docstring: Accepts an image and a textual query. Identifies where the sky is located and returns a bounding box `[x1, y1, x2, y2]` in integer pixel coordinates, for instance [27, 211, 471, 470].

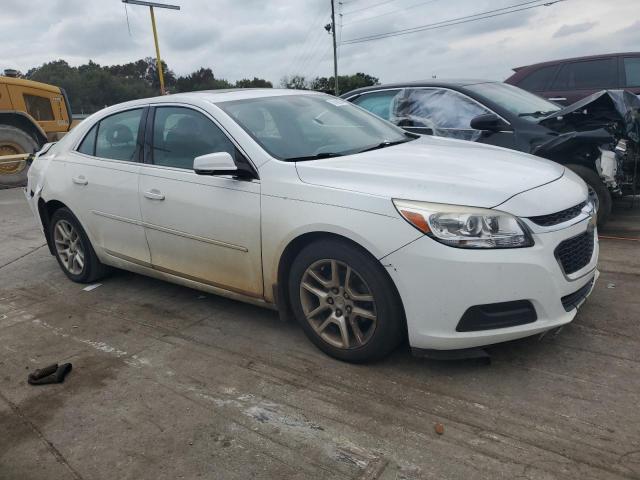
[1, 0, 638, 85]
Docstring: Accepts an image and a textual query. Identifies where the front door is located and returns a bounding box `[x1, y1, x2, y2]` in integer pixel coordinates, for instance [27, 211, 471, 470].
[138, 105, 263, 297]
[402, 88, 517, 149]
[543, 57, 619, 105]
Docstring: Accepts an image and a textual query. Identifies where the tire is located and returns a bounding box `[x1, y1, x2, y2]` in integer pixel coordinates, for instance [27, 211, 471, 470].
[49, 207, 109, 283]
[288, 238, 404, 363]
[566, 164, 611, 228]
[0, 125, 39, 188]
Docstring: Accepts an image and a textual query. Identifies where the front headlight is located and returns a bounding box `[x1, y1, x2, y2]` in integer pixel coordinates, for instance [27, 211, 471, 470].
[393, 199, 534, 249]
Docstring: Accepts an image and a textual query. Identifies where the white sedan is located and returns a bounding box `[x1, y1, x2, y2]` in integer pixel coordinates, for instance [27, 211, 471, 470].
[26, 89, 598, 362]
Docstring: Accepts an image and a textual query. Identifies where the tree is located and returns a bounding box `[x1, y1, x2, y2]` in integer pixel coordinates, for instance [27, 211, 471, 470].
[24, 59, 378, 114]
[175, 67, 233, 92]
[235, 77, 273, 88]
[280, 75, 308, 90]
[310, 72, 379, 95]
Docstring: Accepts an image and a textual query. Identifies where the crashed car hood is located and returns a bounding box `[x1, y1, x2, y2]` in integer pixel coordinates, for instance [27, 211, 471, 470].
[539, 89, 640, 142]
[295, 135, 564, 208]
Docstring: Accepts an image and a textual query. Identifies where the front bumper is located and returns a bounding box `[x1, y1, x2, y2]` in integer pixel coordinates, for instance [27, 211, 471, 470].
[382, 217, 599, 350]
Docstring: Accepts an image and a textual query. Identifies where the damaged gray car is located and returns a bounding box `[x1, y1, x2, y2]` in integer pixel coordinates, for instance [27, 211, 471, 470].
[342, 81, 640, 227]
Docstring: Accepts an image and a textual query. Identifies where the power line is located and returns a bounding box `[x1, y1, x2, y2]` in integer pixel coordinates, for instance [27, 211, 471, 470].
[342, 0, 399, 16]
[342, 0, 439, 26]
[341, 0, 566, 45]
[296, 28, 330, 77]
[286, 6, 331, 78]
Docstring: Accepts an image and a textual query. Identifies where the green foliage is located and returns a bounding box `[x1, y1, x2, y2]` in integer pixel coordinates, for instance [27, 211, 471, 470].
[24, 58, 378, 113]
[279, 75, 309, 90]
[25, 59, 272, 114]
[235, 77, 273, 88]
[309, 72, 380, 95]
[175, 67, 233, 91]
[280, 72, 379, 95]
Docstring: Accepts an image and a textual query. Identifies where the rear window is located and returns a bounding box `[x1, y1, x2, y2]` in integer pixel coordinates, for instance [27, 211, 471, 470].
[552, 58, 617, 90]
[24, 94, 54, 121]
[624, 57, 640, 87]
[95, 109, 143, 161]
[518, 65, 557, 91]
[76, 109, 143, 161]
[77, 124, 98, 155]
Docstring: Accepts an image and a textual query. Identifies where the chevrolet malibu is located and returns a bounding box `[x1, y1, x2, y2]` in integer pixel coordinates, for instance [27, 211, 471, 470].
[26, 89, 599, 363]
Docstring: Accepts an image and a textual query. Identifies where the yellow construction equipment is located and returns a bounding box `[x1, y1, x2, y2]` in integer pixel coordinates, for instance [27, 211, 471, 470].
[0, 74, 72, 186]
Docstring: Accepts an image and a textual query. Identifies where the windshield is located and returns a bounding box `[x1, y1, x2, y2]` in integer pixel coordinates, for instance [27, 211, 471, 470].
[465, 82, 561, 121]
[217, 94, 412, 160]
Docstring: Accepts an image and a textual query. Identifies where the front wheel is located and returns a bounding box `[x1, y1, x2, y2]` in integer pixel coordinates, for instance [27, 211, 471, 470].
[288, 239, 404, 363]
[566, 164, 612, 228]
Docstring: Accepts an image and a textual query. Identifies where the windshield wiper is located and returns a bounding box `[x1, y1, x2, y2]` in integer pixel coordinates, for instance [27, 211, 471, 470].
[284, 152, 344, 162]
[518, 110, 559, 118]
[356, 138, 412, 154]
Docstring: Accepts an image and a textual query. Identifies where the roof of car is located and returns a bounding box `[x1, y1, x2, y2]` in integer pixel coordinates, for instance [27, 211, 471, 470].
[90, 88, 323, 115]
[153, 88, 320, 104]
[512, 51, 640, 71]
[341, 79, 497, 97]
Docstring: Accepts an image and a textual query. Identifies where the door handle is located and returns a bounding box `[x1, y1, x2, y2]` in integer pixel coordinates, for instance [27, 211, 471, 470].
[72, 175, 88, 185]
[144, 189, 165, 201]
[547, 97, 566, 102]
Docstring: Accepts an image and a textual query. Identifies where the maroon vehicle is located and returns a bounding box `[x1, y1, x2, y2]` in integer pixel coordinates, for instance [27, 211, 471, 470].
[506, 52, 640, 105]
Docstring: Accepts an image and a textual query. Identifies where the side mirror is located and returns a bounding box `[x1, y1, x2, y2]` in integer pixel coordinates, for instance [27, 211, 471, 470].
[193, 152, 238, 175]
[470, 113, 512, 132]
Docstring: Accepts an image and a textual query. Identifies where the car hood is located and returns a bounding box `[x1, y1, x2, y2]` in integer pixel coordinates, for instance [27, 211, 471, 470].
[295, 135, 564, 208]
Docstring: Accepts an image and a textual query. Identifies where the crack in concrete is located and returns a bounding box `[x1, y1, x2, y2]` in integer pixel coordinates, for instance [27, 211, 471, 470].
[0, 390, 85, 480]
[0, 243, 47, 270]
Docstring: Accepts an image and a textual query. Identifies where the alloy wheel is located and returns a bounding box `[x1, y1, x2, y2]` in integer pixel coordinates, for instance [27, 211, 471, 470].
[299, 259, 377, 349]
[53, 219, 85, 275]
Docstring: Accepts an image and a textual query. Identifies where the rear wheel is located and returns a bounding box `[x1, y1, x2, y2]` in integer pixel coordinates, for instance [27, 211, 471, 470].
[0, 125, 38, 188]
[50, 208, 109, 283]
[288, 239, 404, 363]
[566, 164, 611, 228]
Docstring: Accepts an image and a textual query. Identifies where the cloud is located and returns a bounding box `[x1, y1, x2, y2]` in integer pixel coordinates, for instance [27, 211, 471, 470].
[0, 0, 636, 86]
[553, 21, 597, 38]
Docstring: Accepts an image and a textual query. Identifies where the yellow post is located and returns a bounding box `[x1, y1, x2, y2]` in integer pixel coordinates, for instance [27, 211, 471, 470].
[149, 6, 165, 95]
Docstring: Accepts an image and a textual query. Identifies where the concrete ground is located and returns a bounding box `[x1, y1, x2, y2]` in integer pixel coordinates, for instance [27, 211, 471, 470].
[0, 187, 639, 480]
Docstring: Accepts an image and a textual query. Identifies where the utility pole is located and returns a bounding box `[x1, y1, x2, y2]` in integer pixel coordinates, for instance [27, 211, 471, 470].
[122, 0, 180, 95]
[330, 0, 339, 95]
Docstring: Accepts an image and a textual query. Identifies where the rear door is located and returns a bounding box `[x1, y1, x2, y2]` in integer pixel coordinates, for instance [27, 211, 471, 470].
[65, 107, 150, 264]
[544, 57, 619, 105]
[138, 104, 263, 298]
[621, 55, 640, 97]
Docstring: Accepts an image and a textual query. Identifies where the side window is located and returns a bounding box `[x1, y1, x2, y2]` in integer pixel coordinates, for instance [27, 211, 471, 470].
[552, 58, 617, 90]
[77, 124, 98, 155]
[518, 65, 557, 91]
[623, 57, 640, 87]
[152, 107, 235, 169]
[352, 90, 402, 121]
[95, 109, 143, 161]
[404, 89, 490, 130]
[24, 94, 54, 121]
